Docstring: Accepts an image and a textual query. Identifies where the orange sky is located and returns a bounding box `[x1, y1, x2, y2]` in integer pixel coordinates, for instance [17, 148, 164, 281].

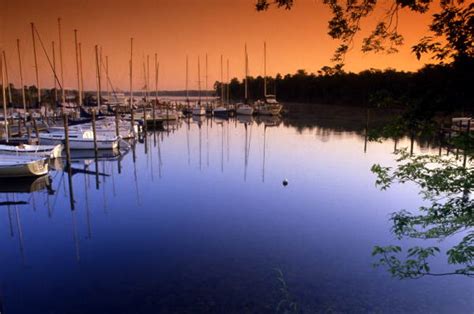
[0, 0, 437, 90]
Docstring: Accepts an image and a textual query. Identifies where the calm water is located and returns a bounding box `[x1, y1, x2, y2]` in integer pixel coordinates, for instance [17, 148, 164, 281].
[0, 107, 472, 313]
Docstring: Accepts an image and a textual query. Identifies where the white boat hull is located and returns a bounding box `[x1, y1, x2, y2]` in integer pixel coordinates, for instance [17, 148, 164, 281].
[48, 124, 135, 140]
[192, 107, 206, 116]
[257, 104, 282, 116]
[0, 144, 63, 159]
[39, 133, 120, 150]
[236, 106, 254, 116]
[0, 156, 49, 177]
[213, 107, 229, 116]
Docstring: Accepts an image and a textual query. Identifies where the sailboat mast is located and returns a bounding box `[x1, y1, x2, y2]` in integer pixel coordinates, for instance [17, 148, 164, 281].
[154, 53, 159, 103]
[147, 55, 150, 104]
[1, 55, 8, 140]
[198, 56, 201, 104]
[99, 46, 104, 100]
[74, 30, 82, 106]
[264, 41, 267, 97]
[244, 44, 248, 103]
[143, 57, 149, 104]
[52, 41, 57, 103]
[58, 18, 65, 104]
[220, 54, 224, 105]
[16, 39, 26, 113]
[31, 23, 41, 104]
[95, 45, 101, 108]
[129, 38, 133, 109]
[2, 52, 12, 105]
[78, 43, 84, 103]
[185, 55, 189, 103]
[106, 56, 109, 100]
[205, 53, 208, 94]
[226, 59, 229, 104]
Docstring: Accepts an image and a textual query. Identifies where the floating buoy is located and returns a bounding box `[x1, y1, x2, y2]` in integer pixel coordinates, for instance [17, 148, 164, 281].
[282, 179, 288, 186]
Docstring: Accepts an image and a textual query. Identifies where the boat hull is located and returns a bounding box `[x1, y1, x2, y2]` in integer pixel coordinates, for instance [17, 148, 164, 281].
[0, 144, 63, 159]
[257, 105, 282, 116]
[39, 135, 119, 150]
[236, 107, 254, 116]
[213, 108, 229, 116]
[68, 138, 119, 150]
[0, 157, 48, 177]
[192, 107, 206, 116]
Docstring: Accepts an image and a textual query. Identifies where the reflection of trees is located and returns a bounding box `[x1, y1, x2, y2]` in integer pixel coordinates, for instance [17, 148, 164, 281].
[282, 103, 396, 134]
[371, 150, 473, 278]
[281, 104, 446, 151]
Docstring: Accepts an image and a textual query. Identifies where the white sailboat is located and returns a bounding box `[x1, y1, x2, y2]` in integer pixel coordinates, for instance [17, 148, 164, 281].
[255, 95, 282, 116]
[255, 42, 282, 116]
[48, 117, 136, 139]
[0, 143, 63, 159]
[0, 155, 49, 177]
[237, 44, 254, 116]
[192, 56, 206, 116]
[213, 55, 229, 117]
[38, 130, 119, 150]
[236, 104, 254, 115]
[192, 106, 206, 116]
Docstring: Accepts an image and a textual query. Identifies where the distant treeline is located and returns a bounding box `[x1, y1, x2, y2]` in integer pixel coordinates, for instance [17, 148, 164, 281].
[215, 59, 473, 116]
[1, 59, 471, 117]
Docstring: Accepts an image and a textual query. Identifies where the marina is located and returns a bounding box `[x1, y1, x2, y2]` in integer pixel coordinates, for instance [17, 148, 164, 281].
[0, 0, 472, 312]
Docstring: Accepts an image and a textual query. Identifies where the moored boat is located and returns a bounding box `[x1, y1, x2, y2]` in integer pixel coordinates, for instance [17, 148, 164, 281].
[236, 104, 254, 116]
[38, 130, 120, 150]
[213, 106, 229, 117]
[192, 106, 206, 116]
[0, 155, 49, 177]
[0, 143, 63, 159]
[255, 96, 282, 116]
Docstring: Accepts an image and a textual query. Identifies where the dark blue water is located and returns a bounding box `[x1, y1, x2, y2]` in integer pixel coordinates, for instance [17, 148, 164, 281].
[0, 112, 472, 313]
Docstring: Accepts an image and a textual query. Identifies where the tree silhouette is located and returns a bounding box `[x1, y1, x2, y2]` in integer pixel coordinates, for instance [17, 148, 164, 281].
[256, 0, 473, 69]
[372, 149, 473, 279]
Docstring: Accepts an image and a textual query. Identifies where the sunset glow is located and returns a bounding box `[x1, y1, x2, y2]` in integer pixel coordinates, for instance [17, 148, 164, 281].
[1, 0, 437, 90]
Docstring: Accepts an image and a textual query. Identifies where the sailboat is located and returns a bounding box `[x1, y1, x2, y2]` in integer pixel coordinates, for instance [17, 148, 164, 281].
[38, 129, 119, 150]
[255, 42, 282, 116]
[213, 55, 229, 117]
[0, 143, 63, 158]
[48, 117, 136, 139]
[182, 55, 193, 116]
[0, 155, 49, 177]
[192, 56, 206, 116]
[237, 44, 254, 116]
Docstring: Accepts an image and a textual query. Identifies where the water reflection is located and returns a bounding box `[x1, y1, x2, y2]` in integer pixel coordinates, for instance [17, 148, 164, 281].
[0, 108, 472, 313]
[0, 175, 52, 194]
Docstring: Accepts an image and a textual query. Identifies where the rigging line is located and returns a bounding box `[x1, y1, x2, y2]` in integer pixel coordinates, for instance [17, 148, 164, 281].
[33, 25, 63, 92]
[99, 55, 121, 100]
